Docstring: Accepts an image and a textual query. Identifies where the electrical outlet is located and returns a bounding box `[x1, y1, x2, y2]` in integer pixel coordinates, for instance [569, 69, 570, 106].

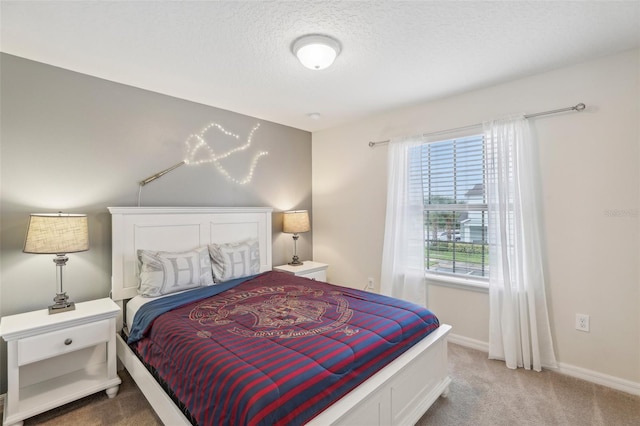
[366, 277, 374, 290]
[575, 314, 590, 332]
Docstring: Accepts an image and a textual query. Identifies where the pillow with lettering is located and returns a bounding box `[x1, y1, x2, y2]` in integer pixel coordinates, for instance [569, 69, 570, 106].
[137, 247, 214, 297]
[208, 238, 260, 282]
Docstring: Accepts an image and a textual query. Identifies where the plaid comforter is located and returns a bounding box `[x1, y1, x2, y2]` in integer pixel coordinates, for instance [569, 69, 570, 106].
[130, 271, 439, 425]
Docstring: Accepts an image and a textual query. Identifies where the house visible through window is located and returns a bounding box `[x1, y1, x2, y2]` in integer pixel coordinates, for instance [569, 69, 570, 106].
[409, 134, 489, 279]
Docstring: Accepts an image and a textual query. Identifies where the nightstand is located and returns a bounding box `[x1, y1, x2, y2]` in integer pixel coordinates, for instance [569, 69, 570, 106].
[273, 261, 328, 281]
[0, 298, 121, 426]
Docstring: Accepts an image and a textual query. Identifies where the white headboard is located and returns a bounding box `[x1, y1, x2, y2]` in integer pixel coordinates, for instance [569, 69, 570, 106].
[109, 207, 273, 302]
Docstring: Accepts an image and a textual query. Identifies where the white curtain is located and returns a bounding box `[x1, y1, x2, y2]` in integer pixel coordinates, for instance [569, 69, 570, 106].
[380, 136, 427, 307]
[484, 116, 557, 371]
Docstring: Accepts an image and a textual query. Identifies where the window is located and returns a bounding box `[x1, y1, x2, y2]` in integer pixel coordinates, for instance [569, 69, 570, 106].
[409, 134, 489, 279]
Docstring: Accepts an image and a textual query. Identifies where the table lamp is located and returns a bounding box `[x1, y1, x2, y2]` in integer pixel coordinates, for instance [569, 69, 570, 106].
[282, 210, 310, 266]
[23, 213, 89, 314]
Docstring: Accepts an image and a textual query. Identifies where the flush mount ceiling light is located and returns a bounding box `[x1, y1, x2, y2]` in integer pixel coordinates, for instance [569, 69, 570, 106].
[292, 34, 341, 70]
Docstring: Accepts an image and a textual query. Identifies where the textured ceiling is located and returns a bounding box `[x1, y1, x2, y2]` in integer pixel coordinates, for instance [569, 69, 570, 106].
[2, 1, 639, 132]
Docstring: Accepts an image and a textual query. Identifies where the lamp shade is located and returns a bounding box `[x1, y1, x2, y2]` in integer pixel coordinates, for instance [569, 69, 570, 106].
[24, 213, 89, 254]
[283, 210, 310, 234]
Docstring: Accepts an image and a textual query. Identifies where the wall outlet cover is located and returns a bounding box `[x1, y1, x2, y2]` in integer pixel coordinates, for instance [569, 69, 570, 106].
[576, 313, 590, 332]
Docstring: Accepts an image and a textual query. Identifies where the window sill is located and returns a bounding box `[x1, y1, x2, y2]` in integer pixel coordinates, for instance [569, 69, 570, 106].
[425, 273, 489, 293]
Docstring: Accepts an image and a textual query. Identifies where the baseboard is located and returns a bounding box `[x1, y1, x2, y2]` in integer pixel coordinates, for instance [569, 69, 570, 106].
[448, 333, 489, 352]
[556, 362, 640, 396]
[448, 333, 640, 397]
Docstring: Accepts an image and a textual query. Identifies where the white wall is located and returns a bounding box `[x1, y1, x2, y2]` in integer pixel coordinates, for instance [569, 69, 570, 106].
[312, 49, 640, 385]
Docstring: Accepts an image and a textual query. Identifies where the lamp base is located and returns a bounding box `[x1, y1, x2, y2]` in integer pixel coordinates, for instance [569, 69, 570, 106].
[49, 293, 75, 315]
[288, 255, 304, 266]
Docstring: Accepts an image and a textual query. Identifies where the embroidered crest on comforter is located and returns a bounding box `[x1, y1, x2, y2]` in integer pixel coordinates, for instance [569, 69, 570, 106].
[189, 285, 357, 339]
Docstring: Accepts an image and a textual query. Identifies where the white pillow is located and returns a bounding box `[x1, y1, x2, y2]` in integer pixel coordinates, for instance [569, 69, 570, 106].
[137, 247, 214, 297]
[208, 238, 260, 282]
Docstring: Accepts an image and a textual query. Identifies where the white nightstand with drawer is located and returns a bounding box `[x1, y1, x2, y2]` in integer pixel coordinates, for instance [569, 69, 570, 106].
[273, 261, 328, 281]
[0, 298, 121, 426]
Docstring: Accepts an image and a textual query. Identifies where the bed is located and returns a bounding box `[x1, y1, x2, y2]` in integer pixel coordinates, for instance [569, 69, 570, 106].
[109, 206, 451, 425]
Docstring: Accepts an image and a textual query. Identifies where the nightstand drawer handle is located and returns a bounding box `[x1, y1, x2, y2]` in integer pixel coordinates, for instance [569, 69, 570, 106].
[64, 338, 73, 346]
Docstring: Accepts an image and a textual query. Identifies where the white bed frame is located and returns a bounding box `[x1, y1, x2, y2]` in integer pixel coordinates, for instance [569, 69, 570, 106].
[109, 207, 451, 425]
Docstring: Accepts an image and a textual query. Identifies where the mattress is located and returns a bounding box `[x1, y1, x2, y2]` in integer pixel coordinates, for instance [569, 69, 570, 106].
[126, 288, 220, 332]
[126, 293, 155, 330]
[128, 271, 440, 425]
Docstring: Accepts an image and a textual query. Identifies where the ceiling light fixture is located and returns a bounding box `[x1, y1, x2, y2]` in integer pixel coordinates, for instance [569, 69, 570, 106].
[292, 34, 341, 70]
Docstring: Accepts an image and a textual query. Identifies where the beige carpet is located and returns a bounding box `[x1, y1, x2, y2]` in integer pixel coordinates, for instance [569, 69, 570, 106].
[418, 344, 640, 426]
[12, 343, 640, 425]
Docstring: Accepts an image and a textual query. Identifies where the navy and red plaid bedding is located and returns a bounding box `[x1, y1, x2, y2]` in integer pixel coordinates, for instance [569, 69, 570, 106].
[130, 271, 439, 425]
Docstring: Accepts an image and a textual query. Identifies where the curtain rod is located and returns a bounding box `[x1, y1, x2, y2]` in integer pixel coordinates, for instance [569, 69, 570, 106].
[368, 103, 586, 147]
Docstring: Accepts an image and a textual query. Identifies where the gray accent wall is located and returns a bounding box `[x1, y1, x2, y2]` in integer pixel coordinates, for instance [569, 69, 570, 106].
[0, 53, 312, 392]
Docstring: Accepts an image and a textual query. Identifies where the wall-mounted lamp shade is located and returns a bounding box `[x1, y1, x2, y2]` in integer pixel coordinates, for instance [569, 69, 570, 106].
[292, 34, 341, 70]
[283, 210, 310, 234]
[24, 213, 89, 254]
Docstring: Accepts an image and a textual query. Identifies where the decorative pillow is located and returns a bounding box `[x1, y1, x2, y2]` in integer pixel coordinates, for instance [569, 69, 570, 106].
[137, 247, 214, 297]
[208, 238, 260, 282]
